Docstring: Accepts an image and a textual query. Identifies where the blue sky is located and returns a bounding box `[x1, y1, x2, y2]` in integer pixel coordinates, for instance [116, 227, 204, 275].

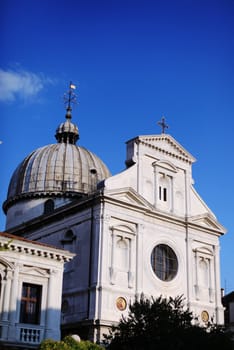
[1, 0, 234, 292]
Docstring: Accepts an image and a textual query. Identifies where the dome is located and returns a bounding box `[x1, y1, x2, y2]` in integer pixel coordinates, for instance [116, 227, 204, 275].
[3, 143, 111, 212]
[3, 87, 111, 214]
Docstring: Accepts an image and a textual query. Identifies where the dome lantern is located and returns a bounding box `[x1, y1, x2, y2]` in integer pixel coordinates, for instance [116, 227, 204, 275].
[55, 82, 79, 145]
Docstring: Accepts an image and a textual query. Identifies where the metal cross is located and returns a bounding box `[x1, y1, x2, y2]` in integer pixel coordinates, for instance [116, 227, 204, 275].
[157, 116, 169, 134]
[64, 81, 77, 110]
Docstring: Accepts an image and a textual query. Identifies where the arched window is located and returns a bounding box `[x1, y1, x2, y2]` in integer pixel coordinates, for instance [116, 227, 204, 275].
[44, 199, 54, 215]
[64, 230, 74, 240]
[60, 229, 76, 247]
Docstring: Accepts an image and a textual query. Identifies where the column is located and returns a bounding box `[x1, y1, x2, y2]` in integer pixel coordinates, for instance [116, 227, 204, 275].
[153, 163, 157, 207]
[128, 238, 133, 288]
[194, 250, 199, 300]
[136, 224, 144, 298]
[8, 264, 20, 341]
[0, 276, 5, 316]
[208, 257, 214, 303]
[169, 175, 174, 213]
[1, 269, 12, 339]
[213, 245, 224, 324]
[45, 269, 61, 340]
[1, 269, 12, 321]
[184, 169, 191, 217]
[109, 229, 117, 284]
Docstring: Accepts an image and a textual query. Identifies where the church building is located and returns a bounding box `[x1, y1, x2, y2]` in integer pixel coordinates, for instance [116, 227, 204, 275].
[2, 85, 226, 343]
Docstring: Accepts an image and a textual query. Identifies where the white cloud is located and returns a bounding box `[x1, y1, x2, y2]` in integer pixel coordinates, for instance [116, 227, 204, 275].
[0, 68, 54, 102]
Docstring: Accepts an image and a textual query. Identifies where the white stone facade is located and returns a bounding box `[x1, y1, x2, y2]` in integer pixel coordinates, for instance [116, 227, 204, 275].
[6, 133, 225, 342]
[100, 134, 225, 326]
[0, 232, 74, 349]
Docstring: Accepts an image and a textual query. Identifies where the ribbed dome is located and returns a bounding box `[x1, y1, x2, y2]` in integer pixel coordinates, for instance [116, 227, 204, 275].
[3, 143, 111, 212]
[3, 86, 111, 214]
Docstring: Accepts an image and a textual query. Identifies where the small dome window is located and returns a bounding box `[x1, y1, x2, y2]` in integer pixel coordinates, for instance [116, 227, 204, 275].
[44, 199, 54, 215]
[90, 168, 97, 175]
[65, 230, 74, 240]
[61, 229, 76, 245]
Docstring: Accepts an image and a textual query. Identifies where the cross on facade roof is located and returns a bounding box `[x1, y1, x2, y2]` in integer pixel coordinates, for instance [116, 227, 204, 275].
[157, 116, 169, 134]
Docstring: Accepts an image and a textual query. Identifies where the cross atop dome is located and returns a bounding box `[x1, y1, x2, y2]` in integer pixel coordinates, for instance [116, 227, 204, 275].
[55, 82, 79, 144]
[64, 82, 77, 119]
[157, 116, 169, 134]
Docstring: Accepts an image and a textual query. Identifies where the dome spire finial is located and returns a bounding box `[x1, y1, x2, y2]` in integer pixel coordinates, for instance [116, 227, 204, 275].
[64, 82, 77, 119]
[55, 82, 79, 144]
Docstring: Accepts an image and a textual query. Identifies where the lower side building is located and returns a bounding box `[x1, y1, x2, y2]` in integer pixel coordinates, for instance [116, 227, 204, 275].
[0, 232, 74, 349]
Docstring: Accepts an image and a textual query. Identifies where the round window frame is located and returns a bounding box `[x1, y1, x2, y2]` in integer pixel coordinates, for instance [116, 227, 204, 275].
[116, 297, 127, 311]
[151, 244, 178, 282]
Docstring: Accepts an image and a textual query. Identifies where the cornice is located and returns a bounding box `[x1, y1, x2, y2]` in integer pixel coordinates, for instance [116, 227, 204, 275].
[130, 134, 195, 164]
[6, 192, 103, 236]
[0, 232, 74, 262]
[3, 190, 86, 214]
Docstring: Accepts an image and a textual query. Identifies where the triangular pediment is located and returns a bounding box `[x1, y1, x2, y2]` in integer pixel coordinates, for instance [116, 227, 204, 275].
[22, 266, 49, 277]
[104, 187, 153, 209]
[152, 160, 178, 173]
[138, 134, 196, 164]
[194, 246, 213, 255]
[188, 213, 226, 234]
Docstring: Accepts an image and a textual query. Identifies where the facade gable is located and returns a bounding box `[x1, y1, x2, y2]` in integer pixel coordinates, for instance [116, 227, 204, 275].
[21, 266, 50, 277]
[110, 222, 136, 236]
[189, 214, 226, 235]
[126, 134, 196, 166]
[105, 187, 154, 210]
[140, 134, 195, 163]
[0, 257, 14, 270]
[152, 160, 178, 173]
[194, 245, 213, 255]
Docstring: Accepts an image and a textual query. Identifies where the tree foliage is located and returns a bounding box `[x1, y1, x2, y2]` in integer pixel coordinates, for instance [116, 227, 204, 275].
[104, 295, 234, 350]
[38, 336, 104, 350]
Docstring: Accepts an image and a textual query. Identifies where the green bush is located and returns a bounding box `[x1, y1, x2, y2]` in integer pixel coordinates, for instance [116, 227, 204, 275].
[38, 336, 104, 350]
[38, 338, 69, 350]
[103, 295, 234, 350]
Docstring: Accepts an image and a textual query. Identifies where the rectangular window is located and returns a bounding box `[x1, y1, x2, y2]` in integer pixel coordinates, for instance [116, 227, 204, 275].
[20, 283, 42, 324]
[159, 186, 162, 200]
[163, 188, 167, 201]
[159, 186, 167, 201]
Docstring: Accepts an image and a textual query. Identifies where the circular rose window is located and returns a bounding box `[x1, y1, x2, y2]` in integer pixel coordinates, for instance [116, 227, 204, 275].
[151, 244, 178, 281]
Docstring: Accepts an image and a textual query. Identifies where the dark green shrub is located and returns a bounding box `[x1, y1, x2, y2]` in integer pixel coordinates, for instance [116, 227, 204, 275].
[39, 336, 104, 350]
[104, 295, 234, 350]
[38, 338, 69, 350]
